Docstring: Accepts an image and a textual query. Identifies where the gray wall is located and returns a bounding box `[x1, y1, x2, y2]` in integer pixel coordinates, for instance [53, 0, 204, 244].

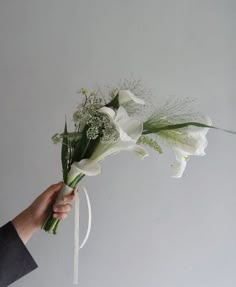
[0, 1, 236, 286]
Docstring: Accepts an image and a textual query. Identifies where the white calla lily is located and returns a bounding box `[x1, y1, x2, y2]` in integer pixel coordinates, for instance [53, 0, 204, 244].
[118, 90, 145, 105]
[91, 106, 148, 162]
[70, 106, 148, 177]
[67, 159, 101, 184]
[159, 117, 212, 178]
[114, 106, 143, 142]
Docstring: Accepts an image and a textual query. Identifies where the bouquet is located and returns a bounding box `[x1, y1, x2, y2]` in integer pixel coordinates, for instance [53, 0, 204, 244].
[41, 79, 235, 283]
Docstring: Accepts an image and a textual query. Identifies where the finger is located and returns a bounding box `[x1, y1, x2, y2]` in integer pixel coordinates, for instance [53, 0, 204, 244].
[44, 182, 63, 197]
[53, 203, 72, 213]
[62, 192, 75, 203]
[53, 212, 68, 219]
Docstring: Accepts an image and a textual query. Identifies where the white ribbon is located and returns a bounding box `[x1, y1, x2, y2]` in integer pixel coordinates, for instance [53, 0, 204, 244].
[79, 187, 92, 249]
[55, 183, 92, 285]
[73, 185, 92, 285]
[73, 188, 80, 285]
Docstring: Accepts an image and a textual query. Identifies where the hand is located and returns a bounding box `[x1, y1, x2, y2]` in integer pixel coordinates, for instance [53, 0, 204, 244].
[28, 181, 75, 225]
[12, 182, 75, 244]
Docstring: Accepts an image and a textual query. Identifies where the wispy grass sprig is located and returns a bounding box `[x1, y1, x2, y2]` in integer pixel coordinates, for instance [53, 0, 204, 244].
[138, 135, 162, 154]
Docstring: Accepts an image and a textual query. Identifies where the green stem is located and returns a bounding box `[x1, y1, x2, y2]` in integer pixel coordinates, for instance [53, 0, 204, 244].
[41, 174, 85, 234]
[80, 139, 91, 159]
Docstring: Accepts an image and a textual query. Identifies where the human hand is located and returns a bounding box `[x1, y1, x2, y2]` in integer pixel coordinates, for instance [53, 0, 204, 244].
[12, 182, 75, 244]
[28, 181, 75, 226]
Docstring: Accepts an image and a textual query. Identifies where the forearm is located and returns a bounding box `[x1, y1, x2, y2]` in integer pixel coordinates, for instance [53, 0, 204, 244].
[12, 207, 38, 244]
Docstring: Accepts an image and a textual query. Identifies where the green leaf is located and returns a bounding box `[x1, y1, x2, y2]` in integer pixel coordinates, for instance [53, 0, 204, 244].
[61, 119, 69, 183]
[105, 94, 119, 109]
[51, 133, 61, 144]
[143, 121, 236, 135]
[72, 125, 100, 162]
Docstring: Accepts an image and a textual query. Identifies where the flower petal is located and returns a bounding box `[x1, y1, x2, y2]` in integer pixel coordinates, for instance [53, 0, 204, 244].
[118, 90, 145, 105]
[115, 107, 143, 142]
[99, 107, 116, 119]
[74, 159, 101, 176]
[67, 159, 101, 183]
[90, 140, 148, 163]
[158, 118, 211, 178]
[119, 118, 143, 142]
[159, 123, 210, 156]
[171, 148, 188, 178]
[115, 106, 129, 122]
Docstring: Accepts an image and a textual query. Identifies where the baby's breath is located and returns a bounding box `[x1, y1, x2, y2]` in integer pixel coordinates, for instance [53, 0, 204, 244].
[73, 91, 119, 144]
[86, 126, 99, 140]
[101, 127, 119, 143]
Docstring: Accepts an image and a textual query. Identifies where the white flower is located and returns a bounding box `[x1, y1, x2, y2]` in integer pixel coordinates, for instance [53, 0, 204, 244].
[91, 106, 148, 161]
[68, 106, 148, 180]
[159, 117, 212, 178]
[67, 159, 101, 184]
[118, 90, 145, 105]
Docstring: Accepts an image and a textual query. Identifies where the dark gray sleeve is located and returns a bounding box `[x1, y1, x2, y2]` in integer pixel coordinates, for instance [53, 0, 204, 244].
[0, 221, 38, 287]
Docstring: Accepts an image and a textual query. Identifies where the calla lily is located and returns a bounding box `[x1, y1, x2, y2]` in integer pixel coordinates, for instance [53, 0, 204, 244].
[158, 117, 212, 178]
[118, 90, 145, 105]
[67, 159, 101, 184]
[70, 106, 148, 177]
[90, 106, 148, 161]
[114, 106, 143, 142]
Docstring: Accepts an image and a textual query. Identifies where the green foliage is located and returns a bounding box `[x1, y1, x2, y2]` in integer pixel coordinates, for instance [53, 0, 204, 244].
[61, 120, 69, 183]
[106, 94, 120, 109]
[52, 132, 81, 144]
[138, 135, 162, 154]
[143, 118, 213, 135]
[143, 114, 236, 139]
[52, 133, 61, 144]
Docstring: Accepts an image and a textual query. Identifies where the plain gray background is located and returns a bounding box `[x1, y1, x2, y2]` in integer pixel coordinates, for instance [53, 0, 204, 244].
[0, 1, 236, 286]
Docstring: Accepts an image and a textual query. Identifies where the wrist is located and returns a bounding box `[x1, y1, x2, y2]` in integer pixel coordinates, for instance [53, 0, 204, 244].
[12, 208, 38, 244]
